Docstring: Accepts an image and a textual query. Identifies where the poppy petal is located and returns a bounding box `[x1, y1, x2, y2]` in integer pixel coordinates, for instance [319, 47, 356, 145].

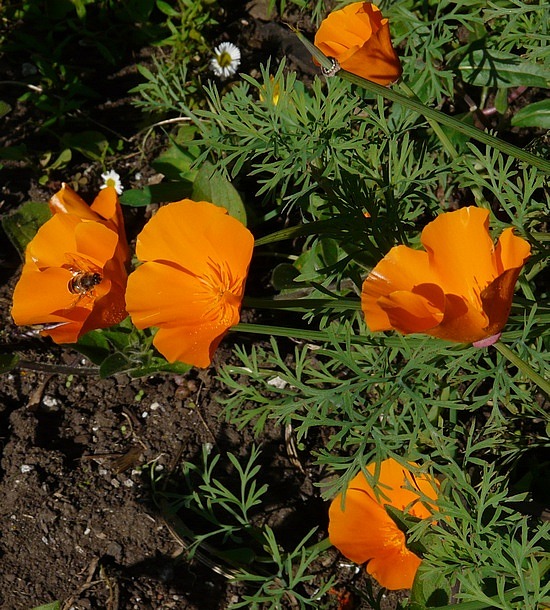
[421, 207, 496, 298]
[367, 546, 422, 590]
[366, 459, 437, 518]
[494, 227, 531, 273]
[135, 200, 253, 276]
[126, 261, 240, 329]
[377, 284, 445, 334]
[49, 183, 98, 220]
[74, 221, 119, 269]
[152, 321, 230, 368]
[25, 215, 80, 268]
[362, 246, 437, 331]
[328, 459, 438, 590]
[340, 17, 402, 84]
[480, 268, 524, 337]
[329, 488, 398, 564]
[11, 266, 78, 324]
[314, 2, 401, 85]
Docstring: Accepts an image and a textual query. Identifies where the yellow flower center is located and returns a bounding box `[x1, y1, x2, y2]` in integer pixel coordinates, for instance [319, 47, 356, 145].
[218, 51, 233, 68]
[199, 258, 243, 324]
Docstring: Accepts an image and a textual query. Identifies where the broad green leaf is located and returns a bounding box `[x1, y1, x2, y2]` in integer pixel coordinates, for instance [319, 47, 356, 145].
[129, 359, 192, 378]
[0, 144, 27, 161]
[120, 182, 193, 207]
[459, 48, 550, 88]
[156, 0, 180, 17]
[61, 131, 109, 162]
[152, 141, 200, 182]
[41, 148, 72, 171]
[191, 161, 247, 225]
[75, 330, 113, 366]
[0, 100, 11, 119]
[512, 100, 550, 129]
[494, 88, 508, 115]
[0, 353, 19, 374]
[271, 263, 300, 290]
[30, 602, 61, 610]
[2, 201, 52, 258]
[99, 352, 132, 378]
[410, 563, 452, 609]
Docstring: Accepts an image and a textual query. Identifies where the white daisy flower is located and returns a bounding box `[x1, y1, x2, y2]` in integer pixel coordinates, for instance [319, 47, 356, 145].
[210, 42, 241, 79]
[100, 170, 124, 195]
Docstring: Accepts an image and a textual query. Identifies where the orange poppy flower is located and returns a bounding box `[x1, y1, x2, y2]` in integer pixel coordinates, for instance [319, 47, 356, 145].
[361, 207, 531, 345]
[314, 2, 402, 86]
[11, 184, 129, 344]
[125, 200, 254, 368]
[329, 458, 438, 590]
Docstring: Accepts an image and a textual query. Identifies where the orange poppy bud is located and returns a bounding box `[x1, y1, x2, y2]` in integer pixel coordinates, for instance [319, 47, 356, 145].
[314, 2, 402, 86]
[11, 184, 129, 343]
[329, 458, 439, 591]
[361, 207, 531, 345]
[125, 200, 254, 368]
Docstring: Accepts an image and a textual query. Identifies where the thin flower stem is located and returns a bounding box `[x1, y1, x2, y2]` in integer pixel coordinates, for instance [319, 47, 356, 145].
[16, 358, 99, 376]
[306, 536, 333, 554]
[494, 341, 550, 396]
[399, 81, 459, 160]
[242, 296, 361, 311]
[254, 219, 344, 247]
[232, 322, 375, 345]
[342, 69, 550, 173]
[292, 28, 550, 174]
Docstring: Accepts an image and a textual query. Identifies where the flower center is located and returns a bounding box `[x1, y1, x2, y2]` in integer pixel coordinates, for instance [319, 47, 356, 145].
[199, 258, 244, 323]
[217, 51, 233, 68]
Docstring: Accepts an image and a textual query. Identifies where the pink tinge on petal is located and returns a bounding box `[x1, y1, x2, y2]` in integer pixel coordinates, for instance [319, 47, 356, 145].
[472, 333, 502, 348]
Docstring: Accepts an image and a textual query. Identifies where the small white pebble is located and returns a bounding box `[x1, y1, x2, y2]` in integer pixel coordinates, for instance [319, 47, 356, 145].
[111, 479, 120, 488]
[154, 464, 164, 472]
[99, 468, 108, 476]
[141, 411, 149, 419]
[123, 479, 134, 487]
[42, 395, 58, 408]
[20, 464, 33, 473]
[84, 528, 91, 535]
[267, 376, 287, 389]
[150, 402, 160, 410]
[41, 536, 49, 545]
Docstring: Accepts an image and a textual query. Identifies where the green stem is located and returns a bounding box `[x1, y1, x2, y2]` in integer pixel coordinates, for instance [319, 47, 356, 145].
[494, 341, 550, 396]
[306, 536, 333, 554]
[292, 28, 550, 174]
[399, 81, 459, 160]
[401, 80, 492, 209]
[231, 322, 374, 345]
[243, 296, 361, 311]
[254, 219, 347, 247]
[16, 357, 99, 376]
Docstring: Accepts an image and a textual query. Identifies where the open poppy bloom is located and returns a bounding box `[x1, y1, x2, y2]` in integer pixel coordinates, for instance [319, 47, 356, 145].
[362, 207, 531, 345]
[125, 200, 254, 368]
[314, 2, 402, 86]
[329, 458, 439, 590]
[11, 184, 129, 344]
